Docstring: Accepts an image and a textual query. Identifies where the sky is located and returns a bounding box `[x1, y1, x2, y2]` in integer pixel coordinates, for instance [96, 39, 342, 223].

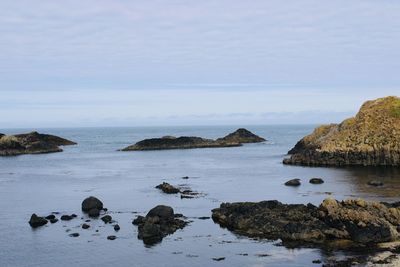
[0, 0, 399, 128]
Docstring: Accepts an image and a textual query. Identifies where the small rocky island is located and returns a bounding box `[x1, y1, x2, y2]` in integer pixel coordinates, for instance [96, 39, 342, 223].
[121, 128, 265, 151]
[212, 198, 400, 246]
[284, 96, 400, 166]
[0, 131, 76, 156]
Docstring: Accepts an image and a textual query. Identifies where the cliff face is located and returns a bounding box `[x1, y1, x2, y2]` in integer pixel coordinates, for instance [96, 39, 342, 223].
[0, 131, 76, 156]
[284, 96, 400, 166]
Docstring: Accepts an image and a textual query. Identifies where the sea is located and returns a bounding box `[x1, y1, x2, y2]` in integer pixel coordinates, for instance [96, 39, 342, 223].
[0, 125, 399, 267]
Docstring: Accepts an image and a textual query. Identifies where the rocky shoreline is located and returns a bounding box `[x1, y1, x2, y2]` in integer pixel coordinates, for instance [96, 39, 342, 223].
[121, 128, 265, 151]
[0, 131, 76, 156]
[212, 198, 400, 246]
[284, 96, 400, 166]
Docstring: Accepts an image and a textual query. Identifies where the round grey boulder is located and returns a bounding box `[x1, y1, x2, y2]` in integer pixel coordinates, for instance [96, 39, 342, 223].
[82, 196, 103, 212]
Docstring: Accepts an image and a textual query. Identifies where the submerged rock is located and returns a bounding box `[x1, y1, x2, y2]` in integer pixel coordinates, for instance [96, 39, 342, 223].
[121, 128, 265, 151]
[284, 96, 400, 166]
[101, 215, 112, 224]
[82, 223, 90, 229]
[285, 179, 301, 186]
[29, 214, 48, 228]
[212, 198, 400, 246]
[0, 131, 76, 156]
[133, 205, 188, 245]
[156, 182, 180, 194]
[81, 196, 103, 212]
[88, 208, 100, 218]
[60, 215, 74, 221]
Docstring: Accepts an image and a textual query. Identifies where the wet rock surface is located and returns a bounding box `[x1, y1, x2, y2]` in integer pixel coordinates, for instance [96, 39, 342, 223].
[121, 128, 265, 151]
[284, 96, 400, 166]
[310, 178, 325, 184]
[133, 205, 188, 245]
[212, 198, 400, 246]
[0, 131, 76, 156]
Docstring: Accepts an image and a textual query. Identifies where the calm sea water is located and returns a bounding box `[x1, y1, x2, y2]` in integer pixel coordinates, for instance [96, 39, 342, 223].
[1, 125, 399, 267]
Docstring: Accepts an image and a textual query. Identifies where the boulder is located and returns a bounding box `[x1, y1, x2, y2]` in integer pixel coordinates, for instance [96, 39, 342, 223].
[60, 215, 74, 221]
[285, 179, 301, 186]
[114, 224, 120, 231]
[82, 223, 90, 229]
[29, 214, 48, 228]
[134, 205, 188, 245]
[82, 196, 103, 212]
[88, 208, 100, 218]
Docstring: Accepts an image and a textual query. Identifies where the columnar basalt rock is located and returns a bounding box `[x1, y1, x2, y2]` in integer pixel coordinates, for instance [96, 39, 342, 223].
[284, 96, 400, 166]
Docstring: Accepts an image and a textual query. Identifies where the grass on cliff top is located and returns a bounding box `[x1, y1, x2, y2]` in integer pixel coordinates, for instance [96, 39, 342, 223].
[390, 99, 400, 118]
[0, 135, 19, 145]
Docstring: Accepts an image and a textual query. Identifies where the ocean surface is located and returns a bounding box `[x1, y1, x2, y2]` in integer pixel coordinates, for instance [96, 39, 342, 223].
[1, 125, 400, 267]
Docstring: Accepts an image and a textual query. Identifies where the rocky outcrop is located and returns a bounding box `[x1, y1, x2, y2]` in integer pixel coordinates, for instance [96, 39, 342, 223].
[284, 96, 400, 166]
[216, 128, 266, 144]
[132, 205, 188, 245]
[29, 214, 48, 228]
[156, 182, 180, 194]
[0, 131, 76, 156]
[212, 198, 400, 246]
[121, 128, 265, 151]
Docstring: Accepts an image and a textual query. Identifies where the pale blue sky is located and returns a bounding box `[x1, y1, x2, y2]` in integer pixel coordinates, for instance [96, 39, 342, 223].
[0, 1, 399, 127]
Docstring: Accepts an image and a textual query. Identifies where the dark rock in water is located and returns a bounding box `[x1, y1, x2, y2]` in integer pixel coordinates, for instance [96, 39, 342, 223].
[182, 176, 189, 179]
[212, 257, 225, 261]
[146, 205, 174, 221]
[312, 259, 322, 264]
[181, 195, 194, 199]
[107, 235, 116, 240]
[368, 180, 384, 186]
[132, 216, 145, 225]
[284, 179, 301, 186]
[156, 182, 180, 194]
[71, 214, 77, 218]
[29, 214, 48, 228]
[88, 208, 100, 218]
[198, 217, 211, 220]
[114, 224, 120, 231]
[284, 96, 400, 166]
[212, 198, 400, 246]
[69, 233, 79, 237]
[45, 214, 56, 220]
[50, 218, 58, 224]
[310, 178, 324, 184]
[101, 215, 112, 224]
[82, 223, 90, 229]
[0, 131, 76, 156]
[82, 196, 103, 212]
[216, 128, 266, 144]
[121, 128, 265, 151]
[60, 215, 74, 221]
[135, 205, 188, 245]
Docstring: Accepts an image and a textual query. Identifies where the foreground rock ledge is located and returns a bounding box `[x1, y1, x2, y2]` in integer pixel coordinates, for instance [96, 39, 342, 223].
[0, 131, 76, 156]
[283, 96, 400, 166]
[212, 198, 400, 246]
[121, 128, 265, 151]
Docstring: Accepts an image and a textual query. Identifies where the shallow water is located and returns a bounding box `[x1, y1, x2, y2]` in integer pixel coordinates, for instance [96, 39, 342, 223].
[0, 125, 399, 267]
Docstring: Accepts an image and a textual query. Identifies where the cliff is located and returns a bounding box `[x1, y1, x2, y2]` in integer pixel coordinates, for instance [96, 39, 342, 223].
[283, 96, 400, 166]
